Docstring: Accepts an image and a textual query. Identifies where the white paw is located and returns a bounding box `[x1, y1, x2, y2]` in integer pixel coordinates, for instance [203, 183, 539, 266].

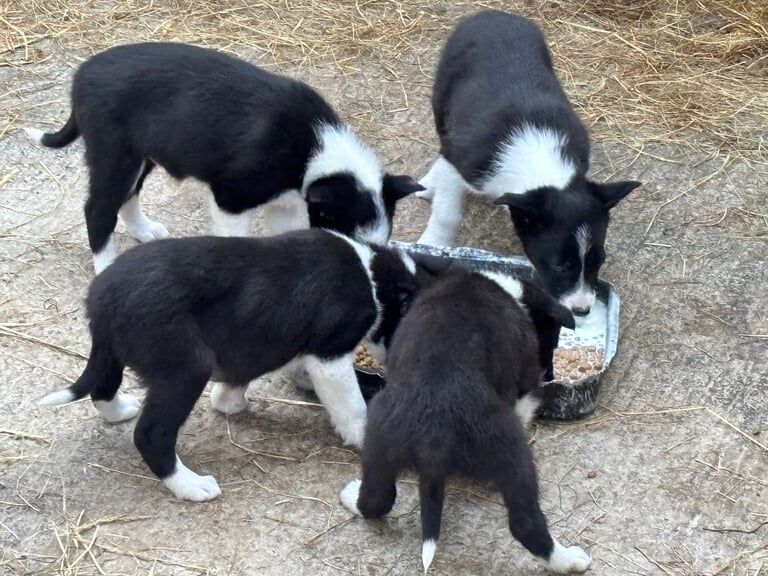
[126, 219, 169, 243]
[340, 479, 362, 515]
[548, 541, 592, 574]
[93, 238, 117, 275]
[417, 232, 451, 247]
[94, 393, 141, 423]
[337, 415, 366, 449]
[210, 382, 248, 415]
[514, 393, 541, 430]
[164, 458, 221, 502]
[415, 187, 435, 201]
[24, 127, 46, 145]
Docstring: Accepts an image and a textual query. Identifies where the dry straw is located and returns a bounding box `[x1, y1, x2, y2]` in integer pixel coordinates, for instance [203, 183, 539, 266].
[1, 0, 767, 162]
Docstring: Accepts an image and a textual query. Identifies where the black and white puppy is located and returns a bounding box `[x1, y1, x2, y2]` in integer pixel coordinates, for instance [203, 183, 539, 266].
[26, 42, 422, 273]
[340, 268, 589, 575]
[417, 10, 640, 315]
[38, 228, 418, 502]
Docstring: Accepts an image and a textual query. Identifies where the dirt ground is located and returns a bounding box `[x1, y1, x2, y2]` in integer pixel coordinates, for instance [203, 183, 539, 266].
[1, 2, 766, 575]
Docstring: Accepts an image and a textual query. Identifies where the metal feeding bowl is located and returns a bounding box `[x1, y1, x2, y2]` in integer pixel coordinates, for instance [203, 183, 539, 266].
[354, 242, 621, 420]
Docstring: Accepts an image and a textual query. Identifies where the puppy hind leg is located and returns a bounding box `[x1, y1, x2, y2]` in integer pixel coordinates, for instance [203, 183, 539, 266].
[119, 160, 169, 242]
[210, 382, 248, 415]
[494, 426, 591, 573]
[132, 329, 219, 501]
[85, 151, 143, 274]
[88, 348, 140, 423]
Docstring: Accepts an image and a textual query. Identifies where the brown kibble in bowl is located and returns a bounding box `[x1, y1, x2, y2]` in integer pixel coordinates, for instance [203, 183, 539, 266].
[552, 346, 604, 382]
[354, 344, 383, 372]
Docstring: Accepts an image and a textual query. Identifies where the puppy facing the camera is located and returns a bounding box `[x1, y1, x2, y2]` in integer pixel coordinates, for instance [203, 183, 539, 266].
[340, 268, 591, 575]
[27, 42, 422, 273]
[417, 10, 639, 315]
[38, 228, 418, 502]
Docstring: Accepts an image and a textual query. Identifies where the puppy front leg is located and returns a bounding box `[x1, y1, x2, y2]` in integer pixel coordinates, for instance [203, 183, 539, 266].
[304, 354, 366, 448]
[417, 156, 466, 247]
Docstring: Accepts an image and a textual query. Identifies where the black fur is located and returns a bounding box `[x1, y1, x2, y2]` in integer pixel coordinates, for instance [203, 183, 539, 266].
[347, 269, 576, 564]
[44, 229, 417, 484]
[430, 11, 640, 312]
[38, 42, 421, 256]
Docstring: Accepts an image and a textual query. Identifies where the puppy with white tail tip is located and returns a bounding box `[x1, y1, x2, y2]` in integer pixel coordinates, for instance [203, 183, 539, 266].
[38, 228, 420, 502]
[26, 42, 422, 274]
[417, 10, 640, 317]
[340, 267, 591, 574]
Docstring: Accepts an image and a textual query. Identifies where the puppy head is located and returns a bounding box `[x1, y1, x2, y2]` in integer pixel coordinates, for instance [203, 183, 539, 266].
[304, 124, 422, 244]
[367, 247, 419, 351]
[495, 179, 639, 315]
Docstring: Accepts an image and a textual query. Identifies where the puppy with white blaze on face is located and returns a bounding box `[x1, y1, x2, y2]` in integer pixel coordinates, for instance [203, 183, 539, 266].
[25, 42, 423, 274]
[417, 10, 640, 315]
[340, 267, 589, 575]
[37, 229, 419, 502]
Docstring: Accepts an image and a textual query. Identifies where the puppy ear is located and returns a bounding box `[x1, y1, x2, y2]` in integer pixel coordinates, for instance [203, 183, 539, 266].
[409, 252, 452, 277]
[383, 173, 425, 202]
[494, 190, 548, 227]
[592, 180, 641, 209]
[396, 282, 418, 316]
[549, 300, 576, 330]
[306, 180, 337, 206]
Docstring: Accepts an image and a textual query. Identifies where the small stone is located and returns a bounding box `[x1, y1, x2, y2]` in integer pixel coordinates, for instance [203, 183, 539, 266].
[587, 469, 597, 479]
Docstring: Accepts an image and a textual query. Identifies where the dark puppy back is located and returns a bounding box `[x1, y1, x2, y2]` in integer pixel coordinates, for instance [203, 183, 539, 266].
[433, 11, 590, 184]
[72, 42, 339, 199]
[369, 269, 539, 473]
[87, 229, 378, 375]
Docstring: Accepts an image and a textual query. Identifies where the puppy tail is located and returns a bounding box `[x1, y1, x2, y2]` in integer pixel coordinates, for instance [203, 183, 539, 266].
[38, 345, 113, 406]
[26, 113, 79, 148]
[419, 477, 446, 574]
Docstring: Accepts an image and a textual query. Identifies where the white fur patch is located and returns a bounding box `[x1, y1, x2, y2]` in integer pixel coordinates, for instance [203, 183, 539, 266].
[546, 539, 592, 574]
[303, 123, 389, 245]
[417, 156, 467, 247]
[340, 478, 362, 515]
[479, 270, 524, 302]
[164, 455, 221, 502]
[93, 237, 117, 275]
[416, 157, 442, 201]
[400, 251, 417, 275]
[120, 194, 169, 243]
[207, 192, 251, 237]
[24, 127, 46, 145]
[514, 393, 541, 429]
[559, 223, 596, 312]
[328, 231, 382, 338]
[262, 189, 308, 236]
[38, 388, 76, 407]
[94, 393, 141, 423]
[481, 124, 576, 197]
[304, 354, 367, 448]
[422, 539, 437, 574]
[210, 382, 248, 415]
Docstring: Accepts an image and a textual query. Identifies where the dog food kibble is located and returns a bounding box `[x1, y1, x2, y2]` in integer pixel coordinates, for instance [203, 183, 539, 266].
[552, 346, 604, 382]
[355, 345, 383, 372]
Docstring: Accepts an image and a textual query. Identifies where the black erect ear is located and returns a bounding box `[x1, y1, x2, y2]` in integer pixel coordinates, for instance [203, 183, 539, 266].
[494, 190, 548, 228]
[592, 180, 641, 209]
[550, 300, 576, 330]
[383, 173, 425, 202]
[409, 252, 453, 277]
[396, 282, 418, 317]
[306, 178, 340, 207]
